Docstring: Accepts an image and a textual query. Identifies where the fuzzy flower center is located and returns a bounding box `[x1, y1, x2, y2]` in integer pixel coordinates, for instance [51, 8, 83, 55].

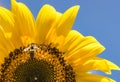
[0, 43, 76, 82]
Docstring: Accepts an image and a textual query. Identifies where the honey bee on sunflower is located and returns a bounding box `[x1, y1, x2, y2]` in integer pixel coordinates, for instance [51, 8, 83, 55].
[0, 0, 119, 82]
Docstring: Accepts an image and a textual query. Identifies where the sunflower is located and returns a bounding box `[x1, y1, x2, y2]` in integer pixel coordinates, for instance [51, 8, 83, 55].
[0, 0, 119, 82]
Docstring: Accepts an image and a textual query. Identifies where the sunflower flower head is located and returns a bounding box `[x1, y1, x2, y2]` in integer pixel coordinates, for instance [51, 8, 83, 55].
[0, 0, 119, 82]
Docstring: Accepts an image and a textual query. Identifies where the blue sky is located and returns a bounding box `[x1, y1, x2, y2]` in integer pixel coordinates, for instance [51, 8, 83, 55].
[0, 0, 120, 81]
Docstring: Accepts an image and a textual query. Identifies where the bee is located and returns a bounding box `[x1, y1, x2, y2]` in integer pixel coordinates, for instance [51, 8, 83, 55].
[30, 43, 35, 60]
[24, 43, 37, 60]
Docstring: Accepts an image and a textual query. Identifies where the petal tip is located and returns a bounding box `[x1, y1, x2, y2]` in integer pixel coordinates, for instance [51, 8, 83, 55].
[75, 5, 80, 9]
[11, 0, 17, 8]
[71, 5, 80, 11]
[11, 0, 16, 4]
[41, 4, 54, 9]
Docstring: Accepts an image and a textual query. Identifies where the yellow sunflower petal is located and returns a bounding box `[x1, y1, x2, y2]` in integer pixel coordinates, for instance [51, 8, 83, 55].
[0, 7, 14, 33]
[35, 4, 57, 43]
[46, 6, 80, 45]
[0, 4, 22, 48]
[0, 1, 119, 81]
[11, 0, 35, 46]
[105, 59, 120, 71]
[60, 30, 84, 51]
[65, 36, 105, 62]
[73, 57, 119, 74]
[76, 73, 115, 82]
[44, 6, 80, 45]
[56, 5, 80, 37]
[43, 12, 62, 45]
[0, 26, 14, 62]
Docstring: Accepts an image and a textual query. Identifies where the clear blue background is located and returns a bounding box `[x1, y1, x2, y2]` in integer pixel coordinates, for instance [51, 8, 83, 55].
[0, 0, 120, 81]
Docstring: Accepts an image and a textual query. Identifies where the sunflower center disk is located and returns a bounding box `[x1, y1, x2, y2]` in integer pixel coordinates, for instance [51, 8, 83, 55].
[14, 59, 54, 82]
[0, 43, 76, 82]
